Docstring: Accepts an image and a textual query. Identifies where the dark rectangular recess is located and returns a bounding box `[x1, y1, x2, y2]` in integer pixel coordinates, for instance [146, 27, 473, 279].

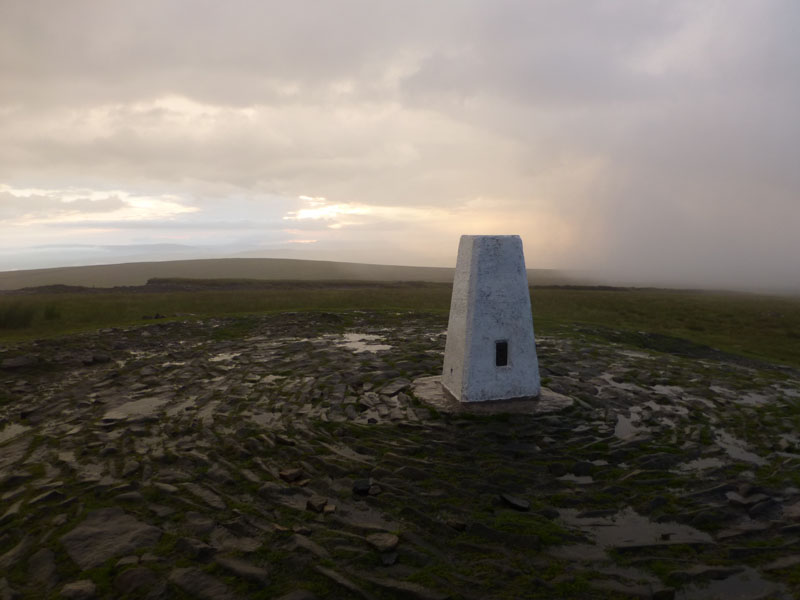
[495, 340, 508, 367]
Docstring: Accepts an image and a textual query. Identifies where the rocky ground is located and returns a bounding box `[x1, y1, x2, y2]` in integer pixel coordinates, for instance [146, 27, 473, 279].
[2, 310, 800, 599]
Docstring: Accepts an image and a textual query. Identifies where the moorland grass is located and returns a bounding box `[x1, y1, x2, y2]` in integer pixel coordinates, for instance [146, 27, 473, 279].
[1, 283, 799, 367]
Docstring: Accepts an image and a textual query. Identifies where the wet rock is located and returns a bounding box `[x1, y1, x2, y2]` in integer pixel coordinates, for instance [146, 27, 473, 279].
[113, 567, 163, 596]
[184, 512, 216, 536]
[214, 555, 270, 585]
[0, 536, 33, 571]
[182, 483, 226, 510]
[366, 532, 399, 552]
[381, 551, 399, 566]
[279, 468, 303, 482]
[469, 523, 541, 550]
[686, 507, 737, 529]
[29, 489, 66, 505]
[116, 555, 139, 567]
[207, 464, 235, 486]
[748, 498, 778, 518]
[176, 537, 216, 559]
[0, 578, 20, 600]
[637, 453, 681, 470]
[168, 568, 238, 600]
[763, 554, 800, 571]
[353, 479, 371, 496]
[726, 491, 770, 507]
[288, 534, 330, 559]
[380, 379, 411, 396]
[153, 481, 179, 494]
[352, 571, 449, 600]
[275, 592, 318, 600]
[121, 459, 140, 477]
[548, 463, 568, 477]
[644, 496, 669, 513]
[59, 580, 96, 599]
[0, 500, 22, 525]
[1, 355, 38, 369]
[209, 527, 261, 553]
[60, 507, 162, 569]
[313, 566, 372, 599]
[537, 507, 560, 520]
[28, 548, 59, 590]
[667, 565, 744, 585]
[115, 491, 144, 503]
[676, 566, 789, 600]
[571, 461, 594, 476]
[394, 465, 429, 481]
[90, 353, 112, 364]
[499, 493, 530, 511]
[306, 496, 328, 513]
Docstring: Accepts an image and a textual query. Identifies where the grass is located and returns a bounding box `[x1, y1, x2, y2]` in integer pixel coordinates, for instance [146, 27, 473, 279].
[1, 283, 799, 367]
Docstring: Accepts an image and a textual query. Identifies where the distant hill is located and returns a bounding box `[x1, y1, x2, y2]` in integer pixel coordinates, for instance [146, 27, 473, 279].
[0, 258, 576, 291]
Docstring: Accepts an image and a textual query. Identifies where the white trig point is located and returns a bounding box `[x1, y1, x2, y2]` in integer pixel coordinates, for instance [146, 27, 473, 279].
[442, 235, 540, 402]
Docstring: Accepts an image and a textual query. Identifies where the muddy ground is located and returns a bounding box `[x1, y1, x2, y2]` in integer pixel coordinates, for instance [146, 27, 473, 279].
[2, 310, 800, 599]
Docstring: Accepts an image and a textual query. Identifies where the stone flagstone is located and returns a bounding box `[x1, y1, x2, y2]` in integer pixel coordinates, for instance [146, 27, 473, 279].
[60, 508, 162, 569]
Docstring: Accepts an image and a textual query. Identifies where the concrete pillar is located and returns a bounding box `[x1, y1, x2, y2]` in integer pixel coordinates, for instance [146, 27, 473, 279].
[442, 235, 540, 402]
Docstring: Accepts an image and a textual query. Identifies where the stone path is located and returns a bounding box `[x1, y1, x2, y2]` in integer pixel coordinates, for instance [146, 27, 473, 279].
[1, 310, 800, 598]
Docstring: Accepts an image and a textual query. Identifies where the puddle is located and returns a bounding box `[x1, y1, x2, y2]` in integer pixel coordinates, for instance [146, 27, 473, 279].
[128, 350, 159, 360]
[600, 373, 645, 393]
[779, 386, 800, 398]
[677, 457, 727, 472]
[560, 507, 713, 549]
[0, 423, 31, 444]
[619, 350, 654, 360]
[714, 430, 766, 466]
[652, 385, 685, 396]
[675, 566, 790, 600]
[337, 333, 392, 353]
[614, 414, 648, 439]
[643, 399, 689, 416]
[558, 474, 594, 485]
[102, 396, 171, 421]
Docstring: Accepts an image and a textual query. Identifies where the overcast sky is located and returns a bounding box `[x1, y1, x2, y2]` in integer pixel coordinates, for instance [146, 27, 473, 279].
[1, 0, 798, 289]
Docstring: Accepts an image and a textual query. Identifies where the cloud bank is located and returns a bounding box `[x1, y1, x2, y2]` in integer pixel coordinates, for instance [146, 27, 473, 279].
[1, 0, 798, 289]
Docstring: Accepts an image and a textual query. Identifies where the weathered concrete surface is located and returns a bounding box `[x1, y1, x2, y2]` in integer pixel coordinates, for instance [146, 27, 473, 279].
[413, 375, 571, 415]
[442, 235, 540, 402]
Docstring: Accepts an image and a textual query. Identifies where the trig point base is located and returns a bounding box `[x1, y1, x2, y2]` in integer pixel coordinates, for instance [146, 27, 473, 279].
[442, 235, 540, 403]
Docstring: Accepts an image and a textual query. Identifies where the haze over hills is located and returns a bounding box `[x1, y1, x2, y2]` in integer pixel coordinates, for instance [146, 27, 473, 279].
[0, 257, 577, 291]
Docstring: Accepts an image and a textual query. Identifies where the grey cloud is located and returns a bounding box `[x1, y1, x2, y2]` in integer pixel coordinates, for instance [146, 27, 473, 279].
[0, 192, 126, 220]
[0, 1, 798, 288]
[45, 219, 287, 231]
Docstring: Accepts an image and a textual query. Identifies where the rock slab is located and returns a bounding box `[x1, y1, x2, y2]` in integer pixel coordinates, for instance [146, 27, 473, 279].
[60, 508, 162, 569]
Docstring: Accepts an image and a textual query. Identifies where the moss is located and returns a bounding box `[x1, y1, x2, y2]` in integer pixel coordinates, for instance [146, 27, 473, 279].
[491, 510, 570, 545]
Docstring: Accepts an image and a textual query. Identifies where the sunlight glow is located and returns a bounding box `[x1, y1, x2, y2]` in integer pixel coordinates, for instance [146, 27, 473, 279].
[1, 184, 198, 225]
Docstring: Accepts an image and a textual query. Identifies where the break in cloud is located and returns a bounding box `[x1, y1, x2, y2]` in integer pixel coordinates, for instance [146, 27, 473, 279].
[0, 0, 798, 289]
